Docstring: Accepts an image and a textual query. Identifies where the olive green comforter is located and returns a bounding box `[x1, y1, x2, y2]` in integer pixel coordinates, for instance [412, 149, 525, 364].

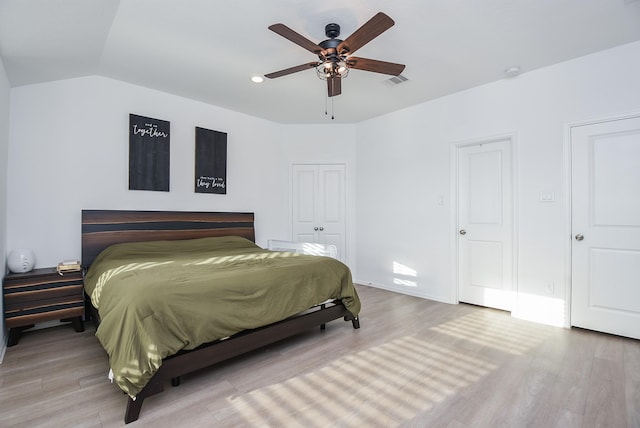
[84, 236, 360, 398]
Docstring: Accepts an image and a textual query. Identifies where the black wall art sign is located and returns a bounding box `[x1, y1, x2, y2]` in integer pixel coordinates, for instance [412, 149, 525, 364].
[195, 127, 227, 194]
[129, 114, 170, 191]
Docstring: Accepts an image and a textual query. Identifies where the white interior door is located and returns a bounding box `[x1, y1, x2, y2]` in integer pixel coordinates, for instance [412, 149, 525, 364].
[458, 139, 513, 311]
[292, 164, 346, 262]
[571, 116, 640, 340]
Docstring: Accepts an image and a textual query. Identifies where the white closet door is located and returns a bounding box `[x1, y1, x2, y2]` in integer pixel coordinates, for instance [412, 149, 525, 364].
[292, 166, 317, 244]
[292, 164, 346, 262]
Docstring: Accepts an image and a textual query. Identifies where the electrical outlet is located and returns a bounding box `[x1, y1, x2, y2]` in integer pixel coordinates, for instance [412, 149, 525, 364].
[539, 192, 555, 202]
[545, 282, 555, 294]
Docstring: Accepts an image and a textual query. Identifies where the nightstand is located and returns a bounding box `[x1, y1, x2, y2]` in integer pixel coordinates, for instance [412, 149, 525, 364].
[3, 267, 85, 346]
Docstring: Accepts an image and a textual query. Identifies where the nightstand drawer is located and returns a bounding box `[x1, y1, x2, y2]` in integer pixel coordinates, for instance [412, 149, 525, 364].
[4, 282, 84, 308]
[3, 271, 83, 291]
[5, 304, 84, 328]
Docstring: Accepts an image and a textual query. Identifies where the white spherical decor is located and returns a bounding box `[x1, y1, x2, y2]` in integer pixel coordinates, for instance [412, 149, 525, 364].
[7, 249, 35, 273]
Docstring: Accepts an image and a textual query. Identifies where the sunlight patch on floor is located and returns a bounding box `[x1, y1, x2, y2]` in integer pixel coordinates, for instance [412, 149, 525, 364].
[430, 309, 553, 355]
[226, 334, 498, 427]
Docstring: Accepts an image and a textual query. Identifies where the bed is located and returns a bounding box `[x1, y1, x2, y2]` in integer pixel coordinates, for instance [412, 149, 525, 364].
[81, 210, 361, 424]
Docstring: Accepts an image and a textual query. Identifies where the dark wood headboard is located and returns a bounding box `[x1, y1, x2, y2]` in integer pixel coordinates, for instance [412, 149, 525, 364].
[81, 210, 255, 267]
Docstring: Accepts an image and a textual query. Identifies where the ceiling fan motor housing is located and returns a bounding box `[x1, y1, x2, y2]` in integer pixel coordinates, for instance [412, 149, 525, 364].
[325, 23, 340, 38]
[321, 23, 343, 57]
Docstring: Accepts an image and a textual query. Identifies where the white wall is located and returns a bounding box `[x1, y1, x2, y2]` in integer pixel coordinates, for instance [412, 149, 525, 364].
[355, 41, 640, 326]
[0, 56, 10, 355]
[6, 76, 356, 268]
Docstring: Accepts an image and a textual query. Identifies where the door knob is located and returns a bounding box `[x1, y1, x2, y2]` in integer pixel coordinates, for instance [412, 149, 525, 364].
[319, 227, 324, 231]
[459, 229, 467, 235]
[314, 227, 319, 231]
[575, 234, 584, 241]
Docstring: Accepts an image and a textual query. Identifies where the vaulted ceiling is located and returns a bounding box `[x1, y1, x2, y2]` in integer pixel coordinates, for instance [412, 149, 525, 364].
[1, 0, 639, 124]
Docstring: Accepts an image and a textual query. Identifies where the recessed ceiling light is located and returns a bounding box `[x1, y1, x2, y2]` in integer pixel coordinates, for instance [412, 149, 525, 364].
[251, 76, 264, 83]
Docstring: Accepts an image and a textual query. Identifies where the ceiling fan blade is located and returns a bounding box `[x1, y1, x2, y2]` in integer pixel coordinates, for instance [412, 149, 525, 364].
[347, 57, 405, 76]
[265, 62, 317, 79]
[268, 23, 325, 55]
[327, 76, 342, 97]
[337, 12, 395, 55]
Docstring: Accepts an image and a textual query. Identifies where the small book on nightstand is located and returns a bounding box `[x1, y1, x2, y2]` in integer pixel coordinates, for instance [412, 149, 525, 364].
[56, 259, 81, 275]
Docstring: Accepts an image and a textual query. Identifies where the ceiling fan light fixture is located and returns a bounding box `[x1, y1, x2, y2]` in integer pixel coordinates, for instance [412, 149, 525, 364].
[315, 60, 349, 80]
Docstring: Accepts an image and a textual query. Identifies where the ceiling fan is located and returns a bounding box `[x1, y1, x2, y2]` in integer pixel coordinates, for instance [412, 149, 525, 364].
[265, 12, 405, 97]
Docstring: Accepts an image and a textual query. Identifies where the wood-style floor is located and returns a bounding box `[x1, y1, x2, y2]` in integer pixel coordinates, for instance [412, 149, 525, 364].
[1, 284, 639, 427]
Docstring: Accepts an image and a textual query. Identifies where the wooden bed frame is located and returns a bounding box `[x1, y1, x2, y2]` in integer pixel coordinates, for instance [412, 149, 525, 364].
[81, 210, 360, 424]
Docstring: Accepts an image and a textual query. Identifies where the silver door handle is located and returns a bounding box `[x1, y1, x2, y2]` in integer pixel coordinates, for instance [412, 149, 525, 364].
[314, 227, 319, 231]
[459, 229, 467, 235]
[319, 227, 324, 231]
[575, 234, 584, 241]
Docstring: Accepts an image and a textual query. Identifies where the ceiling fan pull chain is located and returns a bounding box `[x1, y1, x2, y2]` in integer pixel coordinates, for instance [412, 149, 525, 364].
[331, 97, 335, 120]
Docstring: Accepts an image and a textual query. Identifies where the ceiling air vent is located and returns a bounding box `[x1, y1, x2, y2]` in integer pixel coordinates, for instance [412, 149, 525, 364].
[385, 74, 409, 86]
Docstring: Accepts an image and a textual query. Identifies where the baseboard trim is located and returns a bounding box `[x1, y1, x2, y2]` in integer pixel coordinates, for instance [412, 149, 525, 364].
[355, 280, 455, 304]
